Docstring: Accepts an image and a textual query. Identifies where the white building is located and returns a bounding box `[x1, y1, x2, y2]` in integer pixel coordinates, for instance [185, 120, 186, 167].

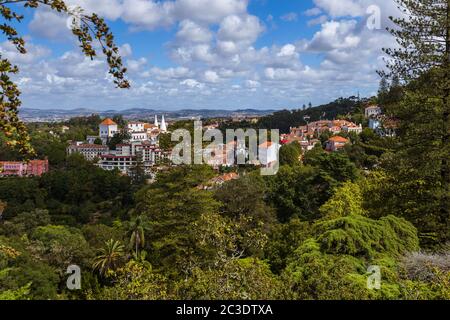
[97, 154, 136, 174]
[67, 143, 109, 161]
[343, 123, 363, 134]
[127, 122, 145, 133]
[130, 131, 148, 142]
[96, 141, 171, 175]
[365, 105, 382, 118]
[160, 115, 167, 133]
[99, 118, 118, 140]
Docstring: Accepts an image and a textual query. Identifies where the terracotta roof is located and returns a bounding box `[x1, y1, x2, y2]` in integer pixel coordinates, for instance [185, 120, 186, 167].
[100, 118, 117, 126]
[210, 172, 239, 184]
[222, 172, 238, 181]
[328, 136, 349, 143]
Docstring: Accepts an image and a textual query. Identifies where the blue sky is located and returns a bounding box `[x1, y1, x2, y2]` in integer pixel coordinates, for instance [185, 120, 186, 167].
[1, 0, 399, 110]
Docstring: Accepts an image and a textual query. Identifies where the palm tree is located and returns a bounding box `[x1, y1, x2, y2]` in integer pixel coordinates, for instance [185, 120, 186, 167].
[93, 239, 125, 276]
[128, 216, 146, 256]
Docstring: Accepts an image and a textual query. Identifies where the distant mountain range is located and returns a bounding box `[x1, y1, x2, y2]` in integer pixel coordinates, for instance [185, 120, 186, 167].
[19, 108, 277, 122]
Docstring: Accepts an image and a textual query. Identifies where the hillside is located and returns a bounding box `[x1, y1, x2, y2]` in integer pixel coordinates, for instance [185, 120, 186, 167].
[258, 96, 369, 133]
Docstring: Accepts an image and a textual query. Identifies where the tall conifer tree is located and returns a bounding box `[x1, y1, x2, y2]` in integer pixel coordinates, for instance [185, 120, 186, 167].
[380, 0, 450, 243]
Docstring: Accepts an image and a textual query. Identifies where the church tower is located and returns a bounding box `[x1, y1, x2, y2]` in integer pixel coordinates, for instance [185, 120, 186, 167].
[154, 115, 159, 128]
[160, 115, 167, 132]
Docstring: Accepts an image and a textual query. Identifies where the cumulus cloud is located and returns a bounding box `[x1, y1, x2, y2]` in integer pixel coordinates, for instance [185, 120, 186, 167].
[180, 78, 205, 89]
[204, 70, 220, 83]
[277, 44, 297, 57]
[0, 40, 51, 64]
[307, 15, 328, 26]
[313, 0, 364, 17]
[176, 20, 213, 43]
[217, 15, 264, 44]
[306, 20, 361, 52]
[15, 0, 405, 109]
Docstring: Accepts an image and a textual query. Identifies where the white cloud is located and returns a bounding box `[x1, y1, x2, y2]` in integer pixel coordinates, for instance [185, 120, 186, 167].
[218, 15, 264, 44]
[0, 40, 51, 64]
[149, 67, 192, 80]
[15, 0, 405, 110]
[307, 15, 328, 26]
[119, 43, 133, 57]
[306, 20, 360, 51]
[29, 9, 71, 40]
[281, 12, 298, 22]
[176, 20, 212, 43]
[173, 0, 248, 24]
[127, 58, 147, 73]
[245, 79, 260, 88]
[204, 70, 220, 83]
[313, 0, 364, 17]
[277, 44, 297, 57]
[304, 7, 322, 16]
[180, 78, 205, 89]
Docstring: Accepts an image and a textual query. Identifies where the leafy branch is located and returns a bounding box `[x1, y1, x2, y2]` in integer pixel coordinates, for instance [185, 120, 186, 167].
[0, 0, 129, 156]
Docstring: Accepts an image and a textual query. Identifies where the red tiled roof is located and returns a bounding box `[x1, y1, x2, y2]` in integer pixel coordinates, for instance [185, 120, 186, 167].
[100, 118, 117, 126]
[328, 136, 349, 143]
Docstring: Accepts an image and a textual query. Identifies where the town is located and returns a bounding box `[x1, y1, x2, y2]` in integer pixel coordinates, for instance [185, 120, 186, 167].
[0, 105, 390, 178]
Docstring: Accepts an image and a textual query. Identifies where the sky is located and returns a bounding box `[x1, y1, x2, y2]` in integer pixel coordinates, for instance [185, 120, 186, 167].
[1, 0, 401, 111]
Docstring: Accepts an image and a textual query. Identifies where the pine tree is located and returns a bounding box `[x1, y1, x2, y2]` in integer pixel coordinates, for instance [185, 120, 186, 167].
[129, 151, 147, 185]
[379, 76, 389, 94]
[379, 0, 450, 243]
[378, 76, 390, 105]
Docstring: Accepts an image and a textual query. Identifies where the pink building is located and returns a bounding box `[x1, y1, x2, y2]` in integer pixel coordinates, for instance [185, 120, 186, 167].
[26, 160, 50, 176]
[0, 159, 49, 177]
